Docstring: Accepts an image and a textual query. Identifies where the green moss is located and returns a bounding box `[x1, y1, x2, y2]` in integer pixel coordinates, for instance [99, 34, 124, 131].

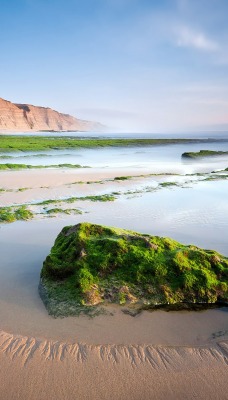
[40, 222, 228, 317]
[38, 199, 58, 205]
[80, 194, 116, 202]
[159, 182, 178, 188]
[46, 208, 82, 215]
[0, 208, 16, 222]
[114, 176, 132, 181]
[78, 268, 96, 292]
[119, 291, 127, 305]
[15, 206, 33, 220]
[0, 205, 33, 222]
[0, 163, 89, 170]
[203, 175, 228, 181]
[38, 193, 116, 206]
[18, 187, 29, 192]
[0, 136, 224, 152]
[182, 150, 228, 159]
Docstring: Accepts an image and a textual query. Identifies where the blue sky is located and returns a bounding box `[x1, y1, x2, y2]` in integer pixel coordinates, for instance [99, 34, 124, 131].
[1, 0, 228, 132]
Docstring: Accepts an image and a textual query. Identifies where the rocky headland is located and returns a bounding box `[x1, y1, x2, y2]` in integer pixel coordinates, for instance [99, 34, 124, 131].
[0, 97, 102, 132]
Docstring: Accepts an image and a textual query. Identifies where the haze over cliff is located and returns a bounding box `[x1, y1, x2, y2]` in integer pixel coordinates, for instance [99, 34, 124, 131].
[0, 97, 102, 132]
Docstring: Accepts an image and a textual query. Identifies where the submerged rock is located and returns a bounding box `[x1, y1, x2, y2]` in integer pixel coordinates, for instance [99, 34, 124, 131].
[40, 222, 228, 317]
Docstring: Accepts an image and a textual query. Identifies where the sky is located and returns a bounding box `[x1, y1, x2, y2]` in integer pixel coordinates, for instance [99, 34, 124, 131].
[1, 0, 228, 132]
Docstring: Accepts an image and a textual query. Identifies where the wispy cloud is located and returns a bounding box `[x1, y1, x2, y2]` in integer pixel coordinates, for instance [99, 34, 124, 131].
[175, 26, 219, 51]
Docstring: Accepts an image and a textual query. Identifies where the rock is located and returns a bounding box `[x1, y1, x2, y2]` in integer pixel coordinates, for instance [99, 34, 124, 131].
[79, 248, 87, 258]
[40, 222, 228, 317]
[210, 255, 221, 264]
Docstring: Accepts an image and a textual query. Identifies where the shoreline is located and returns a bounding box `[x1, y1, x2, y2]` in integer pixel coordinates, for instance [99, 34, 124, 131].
[0, 142, 227, 399]
[1, 295, 228, 346]
[0, 167, 227, 208]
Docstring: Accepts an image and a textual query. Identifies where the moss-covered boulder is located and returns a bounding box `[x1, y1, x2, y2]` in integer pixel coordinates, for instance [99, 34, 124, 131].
[40, 222, 228, 317]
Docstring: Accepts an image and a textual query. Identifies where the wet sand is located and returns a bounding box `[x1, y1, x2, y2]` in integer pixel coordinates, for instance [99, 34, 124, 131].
[0, 332, 227, 400]
[0, 220, 228, 399]
[0, 149, 228, 399]
[0, 168, 156, 207]
[0, 328, 228, 400]
[0, 167, 153, 190]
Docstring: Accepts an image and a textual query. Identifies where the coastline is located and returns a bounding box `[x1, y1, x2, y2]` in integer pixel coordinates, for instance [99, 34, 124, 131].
[0, 141, 227, 399]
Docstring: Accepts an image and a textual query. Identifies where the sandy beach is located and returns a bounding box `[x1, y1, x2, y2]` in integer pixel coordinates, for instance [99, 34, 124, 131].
[0, 217, 228, 399]
[1, 0, 228, 395]
[0, 327, 228, 400]
[0, 167, 157, 207]
[0, 143, 228, 399]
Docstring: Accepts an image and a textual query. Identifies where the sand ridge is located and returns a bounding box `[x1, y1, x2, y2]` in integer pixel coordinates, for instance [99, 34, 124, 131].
[0, 329, 228, 370]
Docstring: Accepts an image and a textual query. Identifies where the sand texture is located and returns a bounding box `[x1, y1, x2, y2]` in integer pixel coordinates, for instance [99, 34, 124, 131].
[0, 328, 228, 400]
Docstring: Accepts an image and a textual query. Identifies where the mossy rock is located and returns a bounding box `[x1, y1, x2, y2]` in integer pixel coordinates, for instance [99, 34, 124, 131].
[182, 150, 228, 159]
[40, 222, 228, 317]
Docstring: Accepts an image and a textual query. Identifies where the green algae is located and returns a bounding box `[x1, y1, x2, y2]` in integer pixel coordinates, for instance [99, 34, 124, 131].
[40, 222, 228, 317]
[114, 176, 132, 181]
[0, 206, 33, 222]
[38, 194, 116, 206]
[46, 208, 82, 215]
[18, 187, 30, 192]
[159, 182, 179, 188]
[0, 193, 116, 224]
[0, 136, 226, 153]
[0, 163, 89, 170]
[182, 150, 228, 159]
[0, 204, 83, 224]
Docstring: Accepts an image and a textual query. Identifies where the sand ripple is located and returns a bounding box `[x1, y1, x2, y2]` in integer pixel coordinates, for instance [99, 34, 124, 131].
[0, 330, 227, 369]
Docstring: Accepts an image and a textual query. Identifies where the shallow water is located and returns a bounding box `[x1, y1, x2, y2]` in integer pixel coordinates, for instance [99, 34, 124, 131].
[2, 130, 228, 139]
[0, 177, 228, 344]
[0, 218, 228, 346]
[77, 180, 228, 255]
[1, 140, 228, 174]
[0, 135, 227, 346]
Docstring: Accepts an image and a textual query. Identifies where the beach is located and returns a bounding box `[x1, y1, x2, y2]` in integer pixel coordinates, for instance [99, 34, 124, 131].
[0, 327, 228, 400]
[0, 140, 228, 399]
[2, 0, 228, 396]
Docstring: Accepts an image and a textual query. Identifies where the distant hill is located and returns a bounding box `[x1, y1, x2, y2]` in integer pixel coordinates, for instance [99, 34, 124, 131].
[0, 97, 103, 132]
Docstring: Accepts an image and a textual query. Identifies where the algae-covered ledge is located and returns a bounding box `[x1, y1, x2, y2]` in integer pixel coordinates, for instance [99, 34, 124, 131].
[182, 150, 228, 158]
[40, 222, 228, 317]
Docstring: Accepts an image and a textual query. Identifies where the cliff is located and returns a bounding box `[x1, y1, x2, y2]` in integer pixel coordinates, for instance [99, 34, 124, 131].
[40, 222, 228, 317]
[0, 97, 102, 132]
